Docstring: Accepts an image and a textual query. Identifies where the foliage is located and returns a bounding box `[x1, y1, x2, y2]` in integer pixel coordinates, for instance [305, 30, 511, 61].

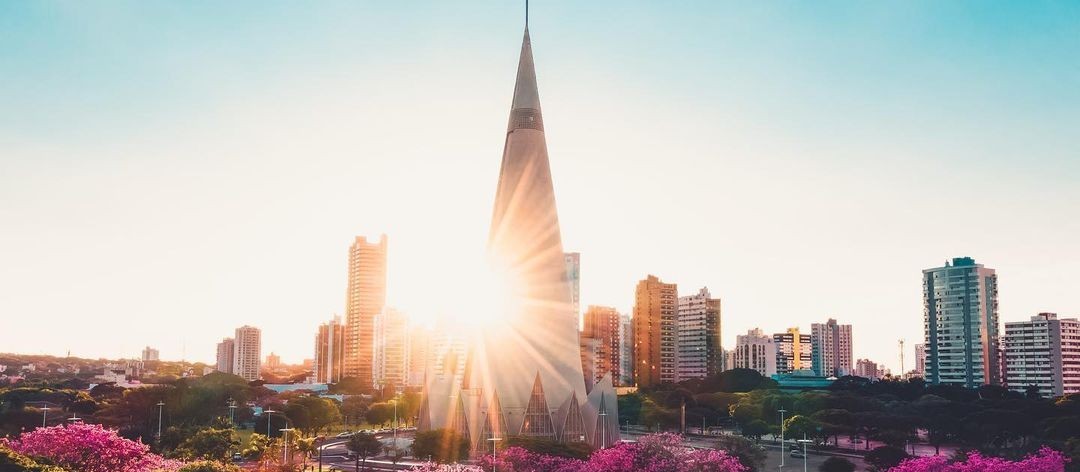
[476, 433, 746, 472]
[177, 460, 242, 472]
[865, 446, 909, 471]
[818, 456, 856, 472]
[713, 434, 766, 472]
[888, 446, 1067, 472]
[1, 423, 176, 472]
[346, 432, 382, 470]
[506, 436, 594, 459]
[282, 396, 341, 436]
[242, 433, 272, 460]
[412, 429, 471, 464]
[173, 427, 239, 461]
[365, 401, 395, 426]
[340, 396, 370, 426]
[0, 443, 65, 472]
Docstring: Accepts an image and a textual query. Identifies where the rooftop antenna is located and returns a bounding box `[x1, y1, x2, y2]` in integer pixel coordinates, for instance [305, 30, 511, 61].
[525, 0, 529, 28]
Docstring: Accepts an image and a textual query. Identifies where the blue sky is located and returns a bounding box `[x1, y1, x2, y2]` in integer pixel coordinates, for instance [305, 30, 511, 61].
[2, 1, 1078, 370]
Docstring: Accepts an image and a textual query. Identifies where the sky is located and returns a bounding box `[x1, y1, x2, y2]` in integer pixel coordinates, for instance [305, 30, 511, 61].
[1, 1, 1078, 372]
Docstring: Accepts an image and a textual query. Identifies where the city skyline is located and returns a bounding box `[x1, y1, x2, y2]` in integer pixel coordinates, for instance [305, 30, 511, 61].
[2, 2, 1079, 372]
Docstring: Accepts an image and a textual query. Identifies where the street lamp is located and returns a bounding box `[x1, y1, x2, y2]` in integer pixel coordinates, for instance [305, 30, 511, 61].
[67, 413, 82, 424]
[280, 427, 295, 464]
[227, 398, 237, 425]
[264, 410, 277, 437]
[487, 435, 503, 472]
[797, 436, 812, 472]
[40, 405, 50, 428]
[778, 408, 789, 468]
[156, 402, 165, 439]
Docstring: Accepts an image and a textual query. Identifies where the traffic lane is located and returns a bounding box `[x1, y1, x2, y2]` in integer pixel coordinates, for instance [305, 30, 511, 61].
[763, 446, 866, 470]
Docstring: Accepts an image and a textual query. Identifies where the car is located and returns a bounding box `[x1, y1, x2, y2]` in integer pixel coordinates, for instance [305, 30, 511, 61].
[336, 431, 353, 438]
[231, 452, 243, 462]
[790, 449, 805, 458]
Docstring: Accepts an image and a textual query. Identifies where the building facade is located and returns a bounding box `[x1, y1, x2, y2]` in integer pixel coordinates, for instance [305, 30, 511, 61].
[373, 308, 410, 392]
[215, 338, 235, 374]
[618, 313, 633, 386]
[314, 315, 345, 384]
[583, 305, 621, 385]
[774, 328, 812, 374]
[914, 343, 926, 378]
[343, 235, 388, 388]
[565, 252, 581, 325]
[676, 287, 722, 382]
[634, 275, 678, 387]
[141, 346, 159, 362]
[1003, 313, 1080, 397]
[233, 325, 261, 381]
[810, 318, 852, 377]
[734, 328, 777, 377]
[855, 358, 883, 380]
[923, 257, 1001, 387]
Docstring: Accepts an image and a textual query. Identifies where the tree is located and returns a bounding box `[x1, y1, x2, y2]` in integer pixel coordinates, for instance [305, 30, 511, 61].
[1, 423, 176, 472]
[818, 457, 855, 472]
[714, 434, 766, 472]
[242, 433, 272, 460]
[341, 396, 370, 427]
[177, 460, 242, 472]
[865, 445, 909, 471]
[0, 443, 65, 472]
[783, 415, 824, 444]
[346, 432, 381, 471]
[740, 420, 769, 441]
[174, 427, 239, 462]
[506, 436, 593, 459]
[364, 402, 395, 427]
[412, 429, 470, 463]
[889, 446, 1066, 472]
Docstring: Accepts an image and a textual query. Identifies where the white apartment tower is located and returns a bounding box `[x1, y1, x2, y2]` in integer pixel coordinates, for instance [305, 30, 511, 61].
[215, 338, 235, 374]
[811, 318, 852, 377]
[1003, 313, 1080, 397]
[923, 257, 1001, 387]
[676, 287, 722, 382]
[373, 308, 410, 392]
[233, 326, 261, 381]
[734, 328, 777, 377]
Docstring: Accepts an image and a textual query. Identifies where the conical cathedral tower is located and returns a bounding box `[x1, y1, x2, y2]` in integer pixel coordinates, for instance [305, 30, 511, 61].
[418, 21, 619, 450]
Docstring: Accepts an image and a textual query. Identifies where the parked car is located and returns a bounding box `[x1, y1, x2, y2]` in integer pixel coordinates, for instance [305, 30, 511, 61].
[790, 448, 805, 458]
[231, 452, 243, 462]
[336, 431, 353, 438]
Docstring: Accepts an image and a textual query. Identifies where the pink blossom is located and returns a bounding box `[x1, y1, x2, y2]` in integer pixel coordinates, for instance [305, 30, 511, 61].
[1, 423, 177, 472]
[890, 447, 1067, 472]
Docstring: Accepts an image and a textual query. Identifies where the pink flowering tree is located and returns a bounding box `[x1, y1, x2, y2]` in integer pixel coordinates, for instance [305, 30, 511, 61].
[1, 423, 182, 472]
[889, 447, 1067, 472]
[465, 434, 746, 472]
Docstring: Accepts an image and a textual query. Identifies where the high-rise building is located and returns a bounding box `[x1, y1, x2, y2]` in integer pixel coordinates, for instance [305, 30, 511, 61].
[344, 235, 388, 389]
[723, 348, 736, 371]
[734, 328, 777, 377]
[215, 338, 235, 374]
[374, 308, 410, 392]
[141, 346, 159, 362]
[565, 252, 581, 324]
[579, 336, 602, 389]
[923, 257, 1001, 387]
[634, 275, 678, 387]
[618, 313, 634, 387]
[233, 326, 261, 381]
[1003, 313, 1080, 397]
[265, 353, 281, 369]
[419, 23, 618, 449]
[407, 323, 432, 388]
[810, 318, 852, 377]
[583, 305, 621, 385]
[314, 315, 345, 384]
[855, 358, 882, 380]
[676, 287, 723, 382]
[774, 328, 812, 374]
[914, 343, 926, 378]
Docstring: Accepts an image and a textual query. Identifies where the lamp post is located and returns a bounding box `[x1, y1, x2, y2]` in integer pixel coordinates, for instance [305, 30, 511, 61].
[227, 398, 237, 426]
[67, 413, 81, 424]
[778, 408, 788, 468]
[797, 436, 812, 472]
[280, 427, 295, 464]
[40, 405, 49, 428]
[264, 409, 277, 437]
[156, 401, 165, 440]
[487, 434, 503, 472]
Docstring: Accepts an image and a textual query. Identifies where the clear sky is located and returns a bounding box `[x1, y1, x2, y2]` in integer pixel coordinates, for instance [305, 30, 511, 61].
[2, 1, 1078, 372]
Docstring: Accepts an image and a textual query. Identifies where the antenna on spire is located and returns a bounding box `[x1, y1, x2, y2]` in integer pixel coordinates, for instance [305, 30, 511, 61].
[525, 0, 529, 28]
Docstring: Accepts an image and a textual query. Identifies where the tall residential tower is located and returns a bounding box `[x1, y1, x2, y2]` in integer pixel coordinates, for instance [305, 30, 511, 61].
[343, 235, 388, 388]
[923, 257, 1000, 387]
[634, 275, 678, 387]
